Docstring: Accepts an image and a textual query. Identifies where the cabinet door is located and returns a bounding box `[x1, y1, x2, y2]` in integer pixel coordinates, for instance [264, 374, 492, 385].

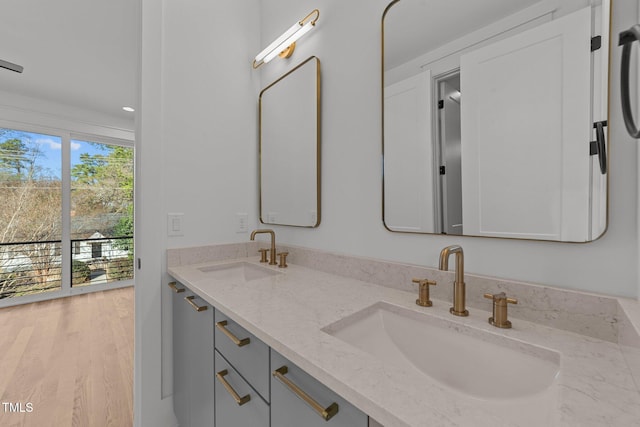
[214, 351, 270, 427]
[271, 350, 368, 427]
[170, 282, 190, 427]
[214, 310, 270, 402]
[184, 294, 214, 427]
[170, 281, 215, 427]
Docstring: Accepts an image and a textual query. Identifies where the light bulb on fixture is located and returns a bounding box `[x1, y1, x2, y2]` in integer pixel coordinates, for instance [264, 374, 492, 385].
[253, 9, 319, 69]
[122, 106, 135, 112]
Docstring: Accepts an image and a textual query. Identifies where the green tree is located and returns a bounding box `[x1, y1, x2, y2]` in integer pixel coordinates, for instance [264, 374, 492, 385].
[71, 143, 133, 254]
[0, 138, 42, 180]
[71, 144, 133, 217]
[0, 139, 29, 176]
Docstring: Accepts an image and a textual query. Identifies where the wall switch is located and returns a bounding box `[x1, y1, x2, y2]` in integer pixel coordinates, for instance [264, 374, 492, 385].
[167, 213, 184, 237]
[236, 213, 248, 233]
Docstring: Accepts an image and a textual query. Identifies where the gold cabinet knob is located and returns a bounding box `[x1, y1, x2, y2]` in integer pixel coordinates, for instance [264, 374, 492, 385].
[278, 252, 289, 268]
[483, 292, 517, 328]
[412, 278, 437, 307]
[258, 248, 269, 263]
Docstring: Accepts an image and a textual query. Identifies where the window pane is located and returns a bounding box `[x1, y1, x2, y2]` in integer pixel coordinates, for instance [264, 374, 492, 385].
[70, 140, 133, 286]
[0, 128, 62, 298]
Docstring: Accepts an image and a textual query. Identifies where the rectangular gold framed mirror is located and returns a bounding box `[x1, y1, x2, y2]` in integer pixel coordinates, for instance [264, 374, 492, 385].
[382, 0, 610, 242]
[259, 56, 321, 227]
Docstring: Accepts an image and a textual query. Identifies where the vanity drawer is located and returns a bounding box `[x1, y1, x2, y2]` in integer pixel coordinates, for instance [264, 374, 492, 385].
[270, 349, 368, 427]
[214, 310, 270, 401]
[215, 350, 269, 427]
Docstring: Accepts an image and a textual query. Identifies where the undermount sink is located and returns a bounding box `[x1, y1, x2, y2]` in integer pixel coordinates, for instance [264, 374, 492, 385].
[198, 262, 281, 282]
[323, 302, 560, 400]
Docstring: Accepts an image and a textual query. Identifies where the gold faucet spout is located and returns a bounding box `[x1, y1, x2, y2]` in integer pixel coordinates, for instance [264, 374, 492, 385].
[250, 229, 277, 265]
[439, 245, 468, 317]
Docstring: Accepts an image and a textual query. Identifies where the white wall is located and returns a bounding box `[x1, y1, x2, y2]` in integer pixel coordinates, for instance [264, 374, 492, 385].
[136, 1, 260, 426]
[257, 0, 639, 299]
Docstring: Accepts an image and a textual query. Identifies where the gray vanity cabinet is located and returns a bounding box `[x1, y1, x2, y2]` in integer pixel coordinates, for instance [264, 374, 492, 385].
[270, 350, 369, 427]
[214, 351, 270, 427]
[169, 284, 374, 427]
[214, 310, 270, 401]
[169, 282, 214, 427]
[214, 310, 270, 427]
[171, 282, 189, 427]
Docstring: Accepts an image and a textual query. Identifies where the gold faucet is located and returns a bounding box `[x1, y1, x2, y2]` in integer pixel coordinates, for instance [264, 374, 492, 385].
[484, 292, 518, 328]
[439, 245, 468, 317]
[250, 229, 277, 265]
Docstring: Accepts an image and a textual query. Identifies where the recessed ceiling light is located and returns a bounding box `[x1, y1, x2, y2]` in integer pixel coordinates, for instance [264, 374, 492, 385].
[122, 106, 135, 112]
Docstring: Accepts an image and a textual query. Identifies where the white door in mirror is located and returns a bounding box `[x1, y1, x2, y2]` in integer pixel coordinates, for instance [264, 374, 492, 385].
[461, 7, 592, 241]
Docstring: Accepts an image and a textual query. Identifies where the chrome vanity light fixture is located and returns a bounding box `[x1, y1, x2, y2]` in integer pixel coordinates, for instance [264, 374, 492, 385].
[252, 9, 320, 69]
[0, 59, 23, 73]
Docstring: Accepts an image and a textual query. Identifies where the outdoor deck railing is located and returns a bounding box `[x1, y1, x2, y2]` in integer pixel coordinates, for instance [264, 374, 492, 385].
[0, 236, 133, 299]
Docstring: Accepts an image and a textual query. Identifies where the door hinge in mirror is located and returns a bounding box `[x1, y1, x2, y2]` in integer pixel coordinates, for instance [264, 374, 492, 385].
[591, 36, 601, 52]
[438, 100, 444, 109]
[439, 166, 446, 175]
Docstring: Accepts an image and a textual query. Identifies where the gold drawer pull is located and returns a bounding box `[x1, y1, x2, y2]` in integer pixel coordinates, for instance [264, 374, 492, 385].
[168, 282, 185, 293]
[216, 320, 250, 347]
[216, 369, 251, 406]
[184, 296, 207, 312]
[273, 366, 339, 421]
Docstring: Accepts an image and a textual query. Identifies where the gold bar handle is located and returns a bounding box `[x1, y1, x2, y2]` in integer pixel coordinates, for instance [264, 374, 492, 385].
[184, 296, 208, 312]
[273, 366, 339, 421]
[168, 282, 185, 293]
[216, 320, 250, 347]
[216, 369, 251, 406]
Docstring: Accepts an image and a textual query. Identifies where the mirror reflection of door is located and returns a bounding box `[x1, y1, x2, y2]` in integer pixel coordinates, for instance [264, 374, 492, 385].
[436, 73, 462, 235]
[382, 0, 610, 242]
[383, 70, 435, 233]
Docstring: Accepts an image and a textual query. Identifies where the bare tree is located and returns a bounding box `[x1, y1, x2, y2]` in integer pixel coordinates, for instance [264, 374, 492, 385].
[0, 136, 62, 298]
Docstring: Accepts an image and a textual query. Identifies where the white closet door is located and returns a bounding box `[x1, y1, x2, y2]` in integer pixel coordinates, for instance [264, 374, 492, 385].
[460, 7, 592, 241]
[384, 70, 435, 232]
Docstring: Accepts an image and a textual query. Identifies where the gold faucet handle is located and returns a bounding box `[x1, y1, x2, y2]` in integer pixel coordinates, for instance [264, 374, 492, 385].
[258, 248, 269, 263]
[483, 292, 518, 305]
[277, 252, 289, 268]
[412, 278, 436, 307]
[484, 292, 517, 328]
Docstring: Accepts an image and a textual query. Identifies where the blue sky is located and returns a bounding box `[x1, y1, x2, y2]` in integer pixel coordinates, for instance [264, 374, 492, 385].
[1, 129, 104, 179]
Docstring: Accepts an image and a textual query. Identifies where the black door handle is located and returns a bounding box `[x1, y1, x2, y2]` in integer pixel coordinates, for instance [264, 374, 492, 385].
[593, 121, 607, 175]
[619, 25, 640, 138]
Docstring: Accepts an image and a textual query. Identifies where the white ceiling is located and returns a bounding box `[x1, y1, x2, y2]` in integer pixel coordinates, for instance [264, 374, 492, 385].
[0, 0, 138, 124]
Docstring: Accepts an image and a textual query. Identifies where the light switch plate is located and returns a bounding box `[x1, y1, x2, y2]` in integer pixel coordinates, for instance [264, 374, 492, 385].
[167, 213, 184, 237]
[236, 213, 248, 233]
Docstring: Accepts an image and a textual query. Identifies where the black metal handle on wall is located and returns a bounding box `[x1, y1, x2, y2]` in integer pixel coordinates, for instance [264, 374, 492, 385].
[619, 25, 640, 139]
[591, 121, 607, 175]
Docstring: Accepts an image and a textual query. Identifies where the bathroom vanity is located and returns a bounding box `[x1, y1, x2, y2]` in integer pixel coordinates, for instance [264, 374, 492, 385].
[167, 242, 640, 427]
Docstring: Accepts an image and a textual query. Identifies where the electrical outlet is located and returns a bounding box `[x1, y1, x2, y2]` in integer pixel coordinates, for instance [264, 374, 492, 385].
[236, 213, 248, 233]
[167, 213, 184, 237]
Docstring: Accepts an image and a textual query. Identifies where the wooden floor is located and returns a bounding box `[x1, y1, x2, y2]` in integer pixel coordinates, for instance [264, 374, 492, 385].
[0, 287, 134, 427]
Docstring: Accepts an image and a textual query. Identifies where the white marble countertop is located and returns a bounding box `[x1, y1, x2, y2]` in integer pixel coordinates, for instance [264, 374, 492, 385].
[168, 257, 640, 427]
